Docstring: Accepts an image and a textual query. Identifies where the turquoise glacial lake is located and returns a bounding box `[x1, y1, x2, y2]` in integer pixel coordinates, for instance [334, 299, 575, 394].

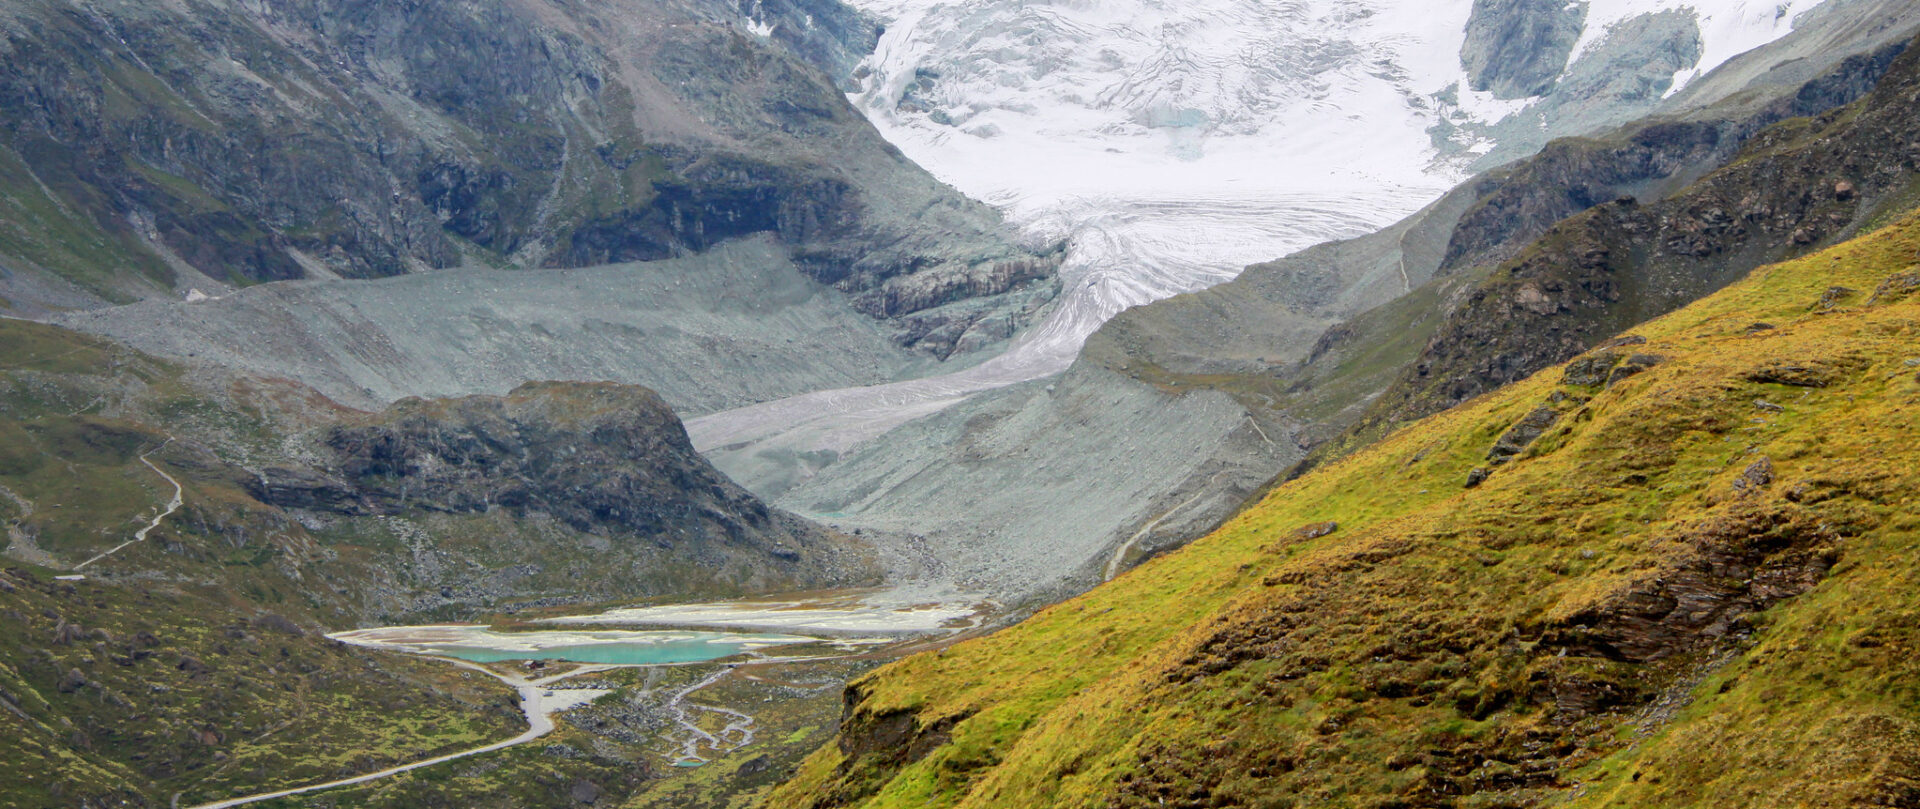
[422, 635, 796, 665]
[329, 626, 816, 666]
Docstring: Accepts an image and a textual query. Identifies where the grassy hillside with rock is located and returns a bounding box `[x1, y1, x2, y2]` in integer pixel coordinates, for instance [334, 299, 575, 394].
[0, 320, 869, 620]
[767, 205, 1920, 808]
[0, 318, 871, 807]
[0, 567, 521, 808]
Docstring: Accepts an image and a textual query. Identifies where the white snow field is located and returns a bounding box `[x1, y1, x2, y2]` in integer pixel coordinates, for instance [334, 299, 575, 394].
[690, 0, 1828, 460]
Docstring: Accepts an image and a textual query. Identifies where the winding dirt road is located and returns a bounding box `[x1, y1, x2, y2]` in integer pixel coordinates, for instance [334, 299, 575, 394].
[183, 623, 958, 807]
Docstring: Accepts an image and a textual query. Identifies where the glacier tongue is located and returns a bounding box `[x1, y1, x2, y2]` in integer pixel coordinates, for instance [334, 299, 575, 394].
[839, 0, 1491, 369]
[686, 188, 1425, 457]
[690, 0, 1828, 463]
[689, 0, 1477, 457]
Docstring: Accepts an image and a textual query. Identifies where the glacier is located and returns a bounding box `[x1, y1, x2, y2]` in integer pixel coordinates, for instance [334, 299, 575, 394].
[689, 0, 1829, 461]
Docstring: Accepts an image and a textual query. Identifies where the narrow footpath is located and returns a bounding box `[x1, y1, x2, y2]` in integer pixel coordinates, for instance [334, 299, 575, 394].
[182, 637, 952, 806]
[185, 661, 614, 809]
[664, 666, 756, 764]
[1103, 470, 1232, 581]
[75, 443, 182, 571]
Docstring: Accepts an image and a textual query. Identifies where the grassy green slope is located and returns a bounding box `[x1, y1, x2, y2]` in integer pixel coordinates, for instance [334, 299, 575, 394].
[0, 321, 526, 807]
[0, 569, 520, 808]
[771, 210, 1920, 808]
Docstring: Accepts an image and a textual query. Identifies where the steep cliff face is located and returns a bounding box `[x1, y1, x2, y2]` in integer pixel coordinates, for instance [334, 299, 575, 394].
[1441, 40, 1909, 276]
[0, 0, 1045, 356]
[284, 382, 848, 589]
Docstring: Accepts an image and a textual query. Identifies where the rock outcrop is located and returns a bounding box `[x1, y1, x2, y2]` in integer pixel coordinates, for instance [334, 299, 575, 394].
[254, 382, 869, 608]
[313, 383, 824, 554]
[1460, 0, 1588, 99]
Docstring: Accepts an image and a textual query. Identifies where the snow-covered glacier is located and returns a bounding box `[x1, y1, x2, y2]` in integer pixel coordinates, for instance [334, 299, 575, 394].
[689, 0, 1828, 460]
[855, 0, 1469, 202]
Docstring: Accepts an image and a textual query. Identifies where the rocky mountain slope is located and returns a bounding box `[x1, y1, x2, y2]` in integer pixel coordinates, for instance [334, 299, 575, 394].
[820, 0, 1865, 389]
[768, 195, 1920, 809]
[1317, 15, 1920, 467]
[1095, 0, 1920, 434]
[0, 0, 1052, 361]
[0, 318, 870, 807]
[50, 235, 1033, 415]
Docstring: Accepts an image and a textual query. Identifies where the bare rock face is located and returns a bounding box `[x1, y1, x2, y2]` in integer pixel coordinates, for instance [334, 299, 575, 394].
[1546, 502, 1843, 663]
[1743, 355, 1870, 388]
[569, 779, 604, 805]
[1563, 349, 1665, 388]
[1733, 456, 1775, 495]
[245, 467, 365, 514]
[1868, 271, 1920, 304]
[834, 680, 976, 774]
[1460, 0, 1588, 99]
[323, 384, 793, 541]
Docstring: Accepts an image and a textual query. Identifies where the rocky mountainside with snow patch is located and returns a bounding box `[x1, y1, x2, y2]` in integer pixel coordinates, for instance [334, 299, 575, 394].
[0, 0, 1051, 361]
[695, 0, 1884, 490]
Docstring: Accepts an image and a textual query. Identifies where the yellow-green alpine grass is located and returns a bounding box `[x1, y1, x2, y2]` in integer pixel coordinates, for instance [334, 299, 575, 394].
[766, 209, 1920, 808]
